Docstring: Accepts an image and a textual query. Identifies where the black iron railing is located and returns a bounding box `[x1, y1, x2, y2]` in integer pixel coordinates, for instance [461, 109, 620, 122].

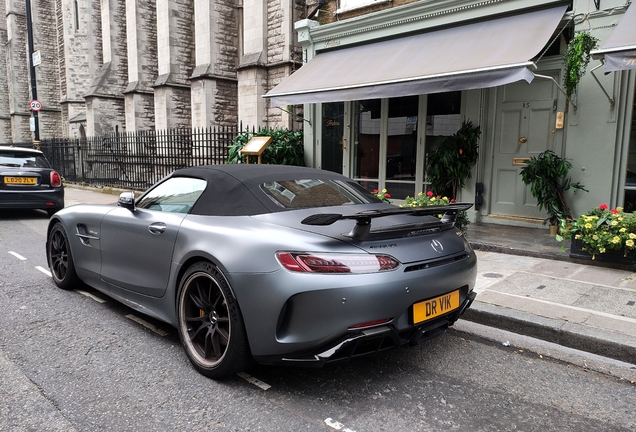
[11, 126, 244, 190]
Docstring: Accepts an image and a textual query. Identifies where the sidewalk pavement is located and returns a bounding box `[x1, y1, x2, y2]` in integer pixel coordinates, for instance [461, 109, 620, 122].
[63, 185, 636, 365]
[466, 223, 636, 365]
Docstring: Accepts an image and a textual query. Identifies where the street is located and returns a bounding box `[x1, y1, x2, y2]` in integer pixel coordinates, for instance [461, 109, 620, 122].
[1, 209, 635, 432]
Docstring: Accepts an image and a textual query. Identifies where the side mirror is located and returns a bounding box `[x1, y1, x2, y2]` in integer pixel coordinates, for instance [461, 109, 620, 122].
[118, 191, 136, 211]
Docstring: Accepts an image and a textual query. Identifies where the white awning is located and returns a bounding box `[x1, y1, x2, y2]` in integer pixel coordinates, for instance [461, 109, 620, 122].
[265, 5, 568, 106]
[590, 2, 636, 73]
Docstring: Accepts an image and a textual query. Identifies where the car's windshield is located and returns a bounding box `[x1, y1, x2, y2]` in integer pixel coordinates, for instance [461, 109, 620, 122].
[0, 151, 50, 168]
[260, 179, 378, 209]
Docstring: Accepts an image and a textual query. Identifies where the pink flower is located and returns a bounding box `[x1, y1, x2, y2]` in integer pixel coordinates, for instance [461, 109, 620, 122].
[426, 191, 434, 197]
[599, 204, 608, 211]
[437, 195, 441, 199]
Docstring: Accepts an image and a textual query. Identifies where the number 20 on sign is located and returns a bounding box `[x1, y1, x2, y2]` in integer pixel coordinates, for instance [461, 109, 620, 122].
[29, 100, 42, 112]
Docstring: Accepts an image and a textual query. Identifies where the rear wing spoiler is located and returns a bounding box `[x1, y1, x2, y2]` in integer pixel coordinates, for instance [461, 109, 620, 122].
[301, 203, 473, 240]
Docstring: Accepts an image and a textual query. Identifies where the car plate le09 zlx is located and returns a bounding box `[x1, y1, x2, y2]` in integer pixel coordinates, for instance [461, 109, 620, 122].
[412, 289, 460, 324]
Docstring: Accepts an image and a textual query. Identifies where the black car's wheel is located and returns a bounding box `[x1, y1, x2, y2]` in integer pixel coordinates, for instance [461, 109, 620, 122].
[177, 262, 251, 379]
[46, 207, 62, 217]
[47, 222, 81, 290]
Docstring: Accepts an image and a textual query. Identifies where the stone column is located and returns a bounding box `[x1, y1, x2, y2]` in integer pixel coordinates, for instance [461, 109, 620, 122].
[5, 0, 31, 142]
[0, 0, 11, 143]
[154, 0, 193, 130]
[31, 0, 62, 138]
[190, 0, 238, 128]
[264, 0, 303, 130]
[124, 0, 157, 132]
[85, 0, 127, 137]
[56, 0, 93, 139]
[237, 0, 268, 128]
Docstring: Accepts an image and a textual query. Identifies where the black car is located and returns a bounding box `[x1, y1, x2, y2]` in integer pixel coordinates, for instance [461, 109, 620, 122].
[0, 146, 65, 216]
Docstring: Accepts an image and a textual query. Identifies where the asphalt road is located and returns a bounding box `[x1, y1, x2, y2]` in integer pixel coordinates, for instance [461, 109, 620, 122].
[1, 209, 635, 431]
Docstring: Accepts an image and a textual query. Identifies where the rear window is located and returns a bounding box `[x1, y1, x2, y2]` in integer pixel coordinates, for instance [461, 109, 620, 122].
[0, 150, 50, 168]
[261, 179, 378, 209]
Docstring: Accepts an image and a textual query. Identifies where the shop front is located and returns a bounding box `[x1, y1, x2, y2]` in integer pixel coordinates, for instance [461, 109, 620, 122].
[266, 0, 636, 225]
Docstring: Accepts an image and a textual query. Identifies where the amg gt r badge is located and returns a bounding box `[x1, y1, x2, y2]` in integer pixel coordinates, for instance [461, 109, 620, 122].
[431, 239, 444, 253]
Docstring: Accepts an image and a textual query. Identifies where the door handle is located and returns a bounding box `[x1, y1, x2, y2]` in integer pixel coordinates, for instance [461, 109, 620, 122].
[148, 222, 167, 235]
[519, 137, 527, 143]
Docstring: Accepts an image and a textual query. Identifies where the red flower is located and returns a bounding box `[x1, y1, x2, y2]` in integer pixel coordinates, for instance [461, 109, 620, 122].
[437, 195, 441, 199]
[426, 191, 434, 197]
[611, 209, 619, 214]
[385, 193, 391, 198]
[451, 199, 456, 203]
[599, 204, 608, 210]
[373, 189, 379, 194]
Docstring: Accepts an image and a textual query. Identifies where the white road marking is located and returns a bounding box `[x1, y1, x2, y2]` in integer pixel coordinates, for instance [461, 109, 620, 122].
[35, 266, 51, 277]
[76, 289, 107, 303]
[125, 314, 169, 336]
[324, 418, 356, 432]
[236, 372, 271, 390]
[8, 251, 26, 260]
[483, 289, 636, 324]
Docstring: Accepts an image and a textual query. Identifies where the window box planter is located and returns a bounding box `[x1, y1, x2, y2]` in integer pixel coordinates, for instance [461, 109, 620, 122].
[570, 238, 634, 266]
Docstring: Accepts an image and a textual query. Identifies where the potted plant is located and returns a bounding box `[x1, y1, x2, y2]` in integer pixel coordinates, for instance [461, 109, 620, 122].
[557, 204, 636, 262]
[426, 120, 481, 200]
[520, 150, 587, 232]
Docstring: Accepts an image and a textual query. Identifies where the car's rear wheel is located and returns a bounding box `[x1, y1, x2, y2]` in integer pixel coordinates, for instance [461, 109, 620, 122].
[47, 222, 81, 290]
[177, 262, 251, 379]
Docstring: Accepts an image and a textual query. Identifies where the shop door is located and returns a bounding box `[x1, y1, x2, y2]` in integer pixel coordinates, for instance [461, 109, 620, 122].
[321, 102, 345, 174]
[490, 72, 563, 219]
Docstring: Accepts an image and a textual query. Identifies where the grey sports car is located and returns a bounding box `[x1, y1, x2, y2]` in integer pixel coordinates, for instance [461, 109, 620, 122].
[46, 164, 477, 379]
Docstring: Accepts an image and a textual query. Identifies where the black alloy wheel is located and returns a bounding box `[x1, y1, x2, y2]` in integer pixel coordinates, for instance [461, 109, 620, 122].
[48, 222, 80, 290]
[177, 262, 251, 379]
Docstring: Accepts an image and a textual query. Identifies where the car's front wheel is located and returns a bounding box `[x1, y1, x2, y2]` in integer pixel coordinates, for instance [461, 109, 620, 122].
[47, 222, 81, 290]
[177, 262, 251, 379]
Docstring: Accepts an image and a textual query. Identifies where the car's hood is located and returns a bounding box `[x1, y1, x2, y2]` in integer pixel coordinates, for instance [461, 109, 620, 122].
[250, 204, 470, 264]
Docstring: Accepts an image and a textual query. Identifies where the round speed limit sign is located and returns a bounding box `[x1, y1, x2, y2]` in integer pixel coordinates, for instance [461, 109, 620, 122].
[29, 99, 42, 112]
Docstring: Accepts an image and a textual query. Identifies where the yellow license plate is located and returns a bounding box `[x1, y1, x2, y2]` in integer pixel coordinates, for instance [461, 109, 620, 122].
[4, 176, 37, 185]
[412, 290, 460, 324]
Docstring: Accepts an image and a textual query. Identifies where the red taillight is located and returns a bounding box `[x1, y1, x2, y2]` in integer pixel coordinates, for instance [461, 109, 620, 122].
[50, 171, 62, 187]
[276, 252, 399, 274]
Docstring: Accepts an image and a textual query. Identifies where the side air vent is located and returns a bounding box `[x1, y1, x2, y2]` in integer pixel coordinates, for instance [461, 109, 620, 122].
[403, 253, 469, 272]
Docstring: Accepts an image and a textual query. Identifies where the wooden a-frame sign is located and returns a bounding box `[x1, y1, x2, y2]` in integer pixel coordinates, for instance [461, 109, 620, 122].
[240, 136, 273, 164]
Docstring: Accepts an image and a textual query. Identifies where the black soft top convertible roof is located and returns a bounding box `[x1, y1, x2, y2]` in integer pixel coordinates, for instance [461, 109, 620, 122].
[173, 164, 374, 216]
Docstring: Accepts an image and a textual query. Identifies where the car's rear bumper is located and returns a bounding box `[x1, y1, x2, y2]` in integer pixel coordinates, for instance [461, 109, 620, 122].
[0, 188, 65, 210]
[253, 291, 477, 366]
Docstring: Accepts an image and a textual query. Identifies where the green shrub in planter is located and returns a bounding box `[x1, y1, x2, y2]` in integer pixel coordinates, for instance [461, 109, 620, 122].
[228, 128, 305, 166]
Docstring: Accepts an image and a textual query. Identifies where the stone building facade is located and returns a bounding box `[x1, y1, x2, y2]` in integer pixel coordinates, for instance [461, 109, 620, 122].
[0, 0, 305, 143]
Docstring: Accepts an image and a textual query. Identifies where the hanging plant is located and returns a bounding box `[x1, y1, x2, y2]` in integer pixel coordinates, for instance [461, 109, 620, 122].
[563, 31, 599, 97]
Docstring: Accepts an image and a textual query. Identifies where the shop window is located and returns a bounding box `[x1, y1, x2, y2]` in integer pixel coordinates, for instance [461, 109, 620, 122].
[353, 99, 381, 186]
[385, 95, 418, 199]
[424, 91, 462, 193]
